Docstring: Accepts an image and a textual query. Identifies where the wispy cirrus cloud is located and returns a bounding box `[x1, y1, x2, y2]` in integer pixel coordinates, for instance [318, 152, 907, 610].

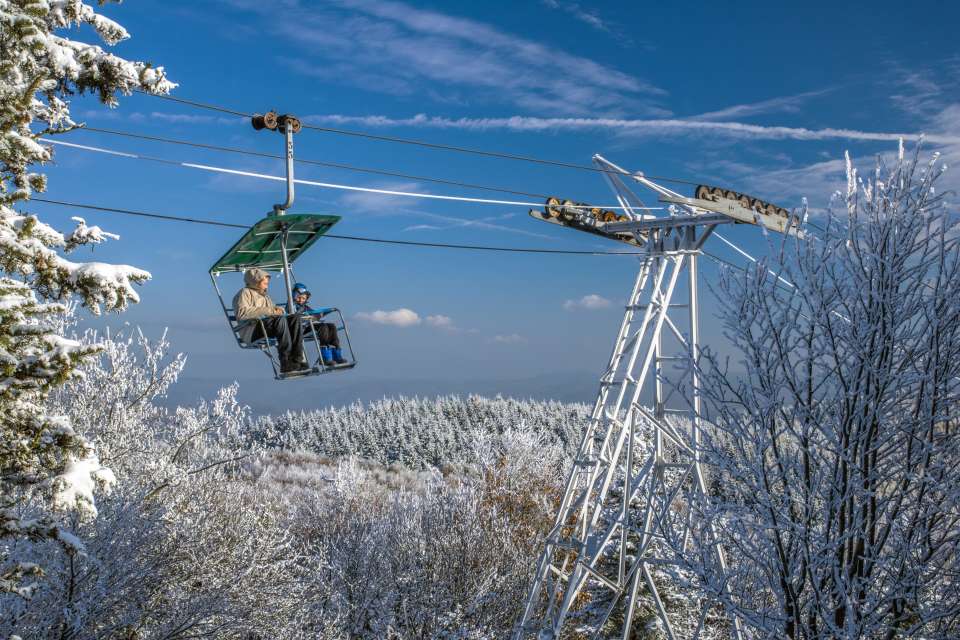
[302, 111, 959, 144]
[540, 0, 640, 48]
[541, 0, 609, 31]
[887, 62, 960, 119]
[402, 211, 552, 240]
[689, 89, 833, 122]
[334, 181, 552, 239]
[225, 0, 666, 117]
[711, 63, 960, 210]
[74, 110, 243, 126]
[337, 181, 424, 213]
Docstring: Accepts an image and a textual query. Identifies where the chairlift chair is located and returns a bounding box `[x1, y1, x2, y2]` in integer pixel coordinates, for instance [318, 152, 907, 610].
[209, 214, 357, 380]
[209, 111, 356, 380]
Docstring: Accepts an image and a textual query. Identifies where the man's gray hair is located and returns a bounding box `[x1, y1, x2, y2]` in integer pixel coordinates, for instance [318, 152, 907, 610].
[244, 267, 270, 287]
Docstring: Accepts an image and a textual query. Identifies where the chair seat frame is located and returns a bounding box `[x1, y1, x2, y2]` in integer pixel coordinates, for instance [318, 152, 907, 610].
[211, 272, 357, 380]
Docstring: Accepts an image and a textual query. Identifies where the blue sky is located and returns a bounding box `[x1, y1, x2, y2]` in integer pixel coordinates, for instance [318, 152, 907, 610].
[36, 0, 960, 412]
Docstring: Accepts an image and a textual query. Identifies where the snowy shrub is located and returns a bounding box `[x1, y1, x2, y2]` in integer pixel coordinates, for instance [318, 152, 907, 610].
[3, 321, 583, 638]
[2, 327, 318, 638]
[252, 424, 567, 639]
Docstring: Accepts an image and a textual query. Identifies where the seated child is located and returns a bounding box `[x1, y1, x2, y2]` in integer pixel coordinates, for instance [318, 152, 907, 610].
[292, 282, 348, 366]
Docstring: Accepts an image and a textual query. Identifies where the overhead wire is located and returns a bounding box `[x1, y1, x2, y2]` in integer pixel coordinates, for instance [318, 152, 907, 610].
[29, 198, 810, 310]
[133, 95, 817, 258]
[42, 138, 813, 278]
[28, 198, 646, 256]
[68, 95, 818, 279]
[45, 138, 650, 211]
[29, 198, 790, 273]
[139, 92, 702, 186]
[30, 197, 769, 278]
[44, 134, 816, 288]
[76, 126, 564, 201]
[31, 197, 783, 293]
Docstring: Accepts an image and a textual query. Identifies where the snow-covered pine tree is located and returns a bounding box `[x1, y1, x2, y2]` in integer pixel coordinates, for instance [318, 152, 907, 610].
[0, 0, 173, 598]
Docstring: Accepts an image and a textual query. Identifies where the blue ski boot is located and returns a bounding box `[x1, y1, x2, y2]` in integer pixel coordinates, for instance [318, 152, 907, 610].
[332, 347, 348, 365]
[320, 346, 336, 367]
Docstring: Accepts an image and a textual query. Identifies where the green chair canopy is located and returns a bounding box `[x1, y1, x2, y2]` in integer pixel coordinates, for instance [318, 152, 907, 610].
[209, 214, 340, 275]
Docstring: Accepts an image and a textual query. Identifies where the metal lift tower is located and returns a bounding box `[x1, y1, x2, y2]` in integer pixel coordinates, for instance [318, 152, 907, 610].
[514, 155, 802, 639]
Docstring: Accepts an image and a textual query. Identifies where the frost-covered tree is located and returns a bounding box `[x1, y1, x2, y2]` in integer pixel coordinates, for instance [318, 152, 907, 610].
[693, 145, 960, 639]
[0, 0, 172, 598]
[5, 326, 320, 638]
[253, 395, 589, 468]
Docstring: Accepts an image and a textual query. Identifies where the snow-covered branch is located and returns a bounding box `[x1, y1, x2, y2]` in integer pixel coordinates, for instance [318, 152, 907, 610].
[0, 0, 172, 601]
[685, 144, 960, 639]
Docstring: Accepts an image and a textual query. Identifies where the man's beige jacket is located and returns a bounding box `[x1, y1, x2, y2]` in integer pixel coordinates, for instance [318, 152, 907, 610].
[232, 287, 278, 343]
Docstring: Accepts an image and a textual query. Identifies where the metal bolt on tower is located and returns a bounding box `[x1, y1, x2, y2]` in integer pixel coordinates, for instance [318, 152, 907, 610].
[515, 156, 744, 640]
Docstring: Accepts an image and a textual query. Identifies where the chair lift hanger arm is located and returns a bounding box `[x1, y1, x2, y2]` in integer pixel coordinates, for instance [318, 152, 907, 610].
[251, 111, 304, 311]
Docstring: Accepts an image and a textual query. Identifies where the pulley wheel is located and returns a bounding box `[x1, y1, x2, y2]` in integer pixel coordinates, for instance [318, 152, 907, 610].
[251, 111, 279, 130]
[280, 114, 302, 133]
[695, 184, 711, 200]
[544, 196, 561, 218]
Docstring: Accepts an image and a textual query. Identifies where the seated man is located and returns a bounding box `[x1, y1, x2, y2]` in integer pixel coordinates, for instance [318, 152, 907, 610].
[233, 268, 308, 375]
[292, 282, 348, 366]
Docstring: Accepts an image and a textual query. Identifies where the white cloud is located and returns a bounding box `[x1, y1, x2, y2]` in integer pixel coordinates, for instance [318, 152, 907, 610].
[711, 69, 960, 211]
[338, 181, 424, 213]
[401, 211, 553, 240]
[424, 314, 480, 334]
[490, 333, 526, 344]
[148, 112, 244, 125]
[299, 112, 959, 144]
[540, 0, 636, 45]
[564, 294, 611, 311]
[689, 89, 832, 122]
[227, 0, 666, 117]
[355, 308, 421, 327]
[74, 109, 241, 125]
[426, 314, 454, 329]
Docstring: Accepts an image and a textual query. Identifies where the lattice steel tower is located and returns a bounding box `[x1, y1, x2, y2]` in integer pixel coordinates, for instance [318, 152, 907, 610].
[513, 155, 774, 640]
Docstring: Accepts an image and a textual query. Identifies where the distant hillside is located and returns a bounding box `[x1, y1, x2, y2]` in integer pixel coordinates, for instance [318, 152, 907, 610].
[250, 394, 591, 468]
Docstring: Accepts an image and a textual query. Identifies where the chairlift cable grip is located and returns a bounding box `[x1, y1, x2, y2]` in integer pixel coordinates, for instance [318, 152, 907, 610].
[251, 111, 302, 215]
[252, 111, 303, 313]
